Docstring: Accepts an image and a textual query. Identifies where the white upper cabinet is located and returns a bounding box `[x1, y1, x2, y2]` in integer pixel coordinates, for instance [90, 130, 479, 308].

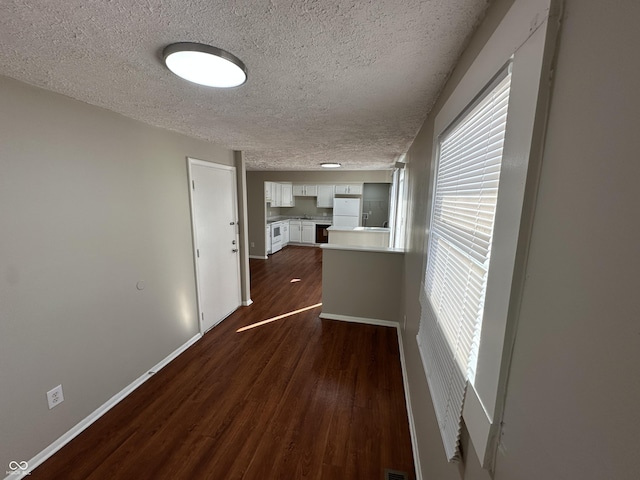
[317, 185, 335, 208]
[293, 184, 318, 196]
[280, 183, 294, 207]
[334, 184, 363, 195]
[273, 182, 282, 206]
[265, 181, 273, 202]
[349, 184, 363, 195]
[266, 182, 294, 207]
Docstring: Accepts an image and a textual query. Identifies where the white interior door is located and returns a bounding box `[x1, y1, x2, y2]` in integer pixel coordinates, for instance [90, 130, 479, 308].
[189, 159, 241, 333]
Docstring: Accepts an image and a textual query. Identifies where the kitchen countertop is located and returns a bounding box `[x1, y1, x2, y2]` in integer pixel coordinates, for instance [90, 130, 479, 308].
[321, 243, 404, 254]
[327, 226, 390, 232]
[267, 216, 332, 224]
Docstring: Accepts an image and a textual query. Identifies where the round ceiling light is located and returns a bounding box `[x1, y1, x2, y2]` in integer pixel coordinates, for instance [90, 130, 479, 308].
[320, 162, 342, 169]
[163, 43, 247, 88]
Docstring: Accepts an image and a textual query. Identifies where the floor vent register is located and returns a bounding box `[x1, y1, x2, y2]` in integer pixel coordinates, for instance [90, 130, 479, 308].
[384, 468, 409, 480]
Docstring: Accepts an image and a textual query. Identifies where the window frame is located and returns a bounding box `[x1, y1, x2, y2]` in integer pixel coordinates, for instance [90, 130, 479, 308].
[389, 161, 408, 249]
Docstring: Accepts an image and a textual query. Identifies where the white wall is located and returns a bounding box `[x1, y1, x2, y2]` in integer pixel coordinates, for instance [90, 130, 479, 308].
[321, 247, 403, 323]
[401, 0, 640, 479]
[0, 75, 235, 469]
[494, 1, 640, 477]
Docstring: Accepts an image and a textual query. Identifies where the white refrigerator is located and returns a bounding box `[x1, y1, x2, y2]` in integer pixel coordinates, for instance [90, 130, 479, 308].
[333, 198, 361, 227]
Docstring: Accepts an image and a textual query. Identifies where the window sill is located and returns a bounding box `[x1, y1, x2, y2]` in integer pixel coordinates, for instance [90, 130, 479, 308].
[463, 384, 494, 467]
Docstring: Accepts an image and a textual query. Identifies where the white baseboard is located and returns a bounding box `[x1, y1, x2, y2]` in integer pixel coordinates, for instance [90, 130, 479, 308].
[249, 255, 268, 259]
[15, 333, 202, 480]
[319, 311, 422, 480]
[319, 312, 399, 328]
[242, 299, 253, 306]
[396, 328, 423, 480]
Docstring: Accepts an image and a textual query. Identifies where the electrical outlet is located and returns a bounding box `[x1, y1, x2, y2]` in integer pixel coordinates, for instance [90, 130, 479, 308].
[47, 385, 64, 409]
[251, 241, 255, 248]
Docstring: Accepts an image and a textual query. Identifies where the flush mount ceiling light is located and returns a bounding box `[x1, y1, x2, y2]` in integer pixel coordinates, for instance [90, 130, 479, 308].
[320, 162, 342, 168]
[163, 42, 247, 88]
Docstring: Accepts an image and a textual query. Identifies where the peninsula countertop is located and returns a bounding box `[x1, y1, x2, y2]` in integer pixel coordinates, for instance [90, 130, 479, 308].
[326, 226, 390, 232]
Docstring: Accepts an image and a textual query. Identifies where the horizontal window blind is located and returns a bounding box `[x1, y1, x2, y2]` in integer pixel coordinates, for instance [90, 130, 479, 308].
[418, 70, 511, 462]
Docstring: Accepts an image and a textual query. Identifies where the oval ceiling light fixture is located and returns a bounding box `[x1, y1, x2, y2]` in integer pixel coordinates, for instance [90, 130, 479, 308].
[163, 42, 247, 88]
[320, 162, 342, 169]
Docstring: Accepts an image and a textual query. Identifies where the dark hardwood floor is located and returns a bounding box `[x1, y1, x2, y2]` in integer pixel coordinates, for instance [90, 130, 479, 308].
[31, 246, 415, 479]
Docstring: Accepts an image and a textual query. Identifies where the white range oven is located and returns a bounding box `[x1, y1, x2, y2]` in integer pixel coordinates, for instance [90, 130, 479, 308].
[271, 222, 283, 253]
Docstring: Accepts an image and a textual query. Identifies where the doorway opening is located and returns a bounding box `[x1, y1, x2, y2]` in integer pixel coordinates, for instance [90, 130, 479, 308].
[362, 183, 391, 227]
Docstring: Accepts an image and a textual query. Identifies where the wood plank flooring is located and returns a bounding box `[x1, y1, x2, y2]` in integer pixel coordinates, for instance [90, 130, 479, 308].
[31, 246, 415, 479]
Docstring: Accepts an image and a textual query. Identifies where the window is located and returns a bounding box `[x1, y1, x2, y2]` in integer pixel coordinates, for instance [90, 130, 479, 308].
[415, 0, 560, 468]
[418, 69, 511, 461]
[389, 157, 408, 249]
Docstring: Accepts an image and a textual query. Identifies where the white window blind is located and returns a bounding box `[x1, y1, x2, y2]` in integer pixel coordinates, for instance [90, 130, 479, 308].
[418, 70, 511, 462]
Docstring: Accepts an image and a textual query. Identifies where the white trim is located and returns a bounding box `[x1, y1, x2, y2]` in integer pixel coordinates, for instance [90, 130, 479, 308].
[187, 157, 236, 171]
[462, 384, 493, 463]
[434, 0, 553, 135]
[396, 328, 424, 480]
[15, 334, 201, 480]
[319, 312, 422, 479]
[242, 299, 253, 306]
[249, 255, 268, 260]
[319, 312, 399, 328]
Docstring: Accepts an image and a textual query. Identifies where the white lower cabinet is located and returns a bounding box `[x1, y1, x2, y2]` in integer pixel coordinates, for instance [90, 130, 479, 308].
[282, 221, 290, 245]
[289, 220, 302, 243]
[266, 225, 272, 254]
[283, 220, 322, 244]
[302, 222, 315, 244]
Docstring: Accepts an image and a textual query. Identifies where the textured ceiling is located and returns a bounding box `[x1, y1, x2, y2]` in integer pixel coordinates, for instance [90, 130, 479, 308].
[0, 0, 489, 170]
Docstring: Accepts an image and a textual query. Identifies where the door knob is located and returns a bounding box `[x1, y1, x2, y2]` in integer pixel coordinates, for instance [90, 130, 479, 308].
[232, 249, 238, 253]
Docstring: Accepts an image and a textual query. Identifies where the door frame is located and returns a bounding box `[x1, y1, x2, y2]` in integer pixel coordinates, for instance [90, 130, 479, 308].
[187, 157, 241, 335]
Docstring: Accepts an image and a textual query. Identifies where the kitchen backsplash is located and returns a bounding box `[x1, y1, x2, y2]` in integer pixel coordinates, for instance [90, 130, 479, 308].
[268, 196, 333, 219]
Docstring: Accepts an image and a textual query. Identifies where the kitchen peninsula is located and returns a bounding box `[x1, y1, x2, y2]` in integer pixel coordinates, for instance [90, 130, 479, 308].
[327, 226, 391, 248]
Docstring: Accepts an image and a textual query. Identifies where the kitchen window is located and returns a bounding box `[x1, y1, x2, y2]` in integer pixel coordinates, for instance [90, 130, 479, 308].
[389, 159, 408, 249]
